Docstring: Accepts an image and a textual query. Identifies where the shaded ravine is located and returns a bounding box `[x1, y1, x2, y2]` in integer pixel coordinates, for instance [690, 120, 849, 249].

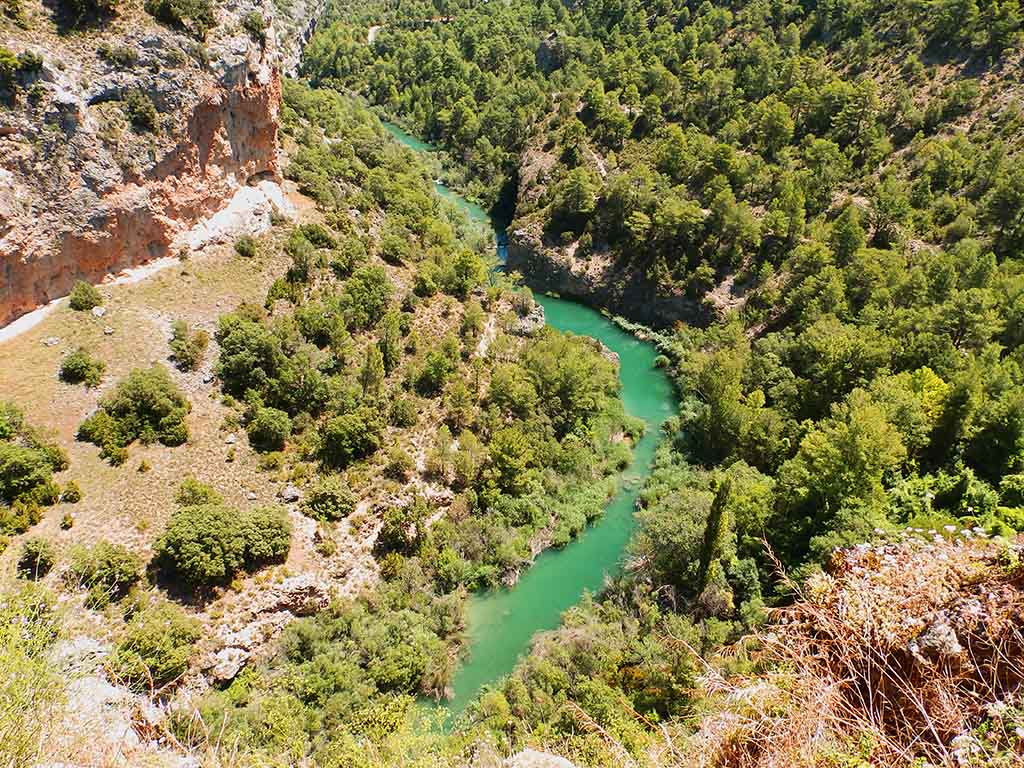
[382, 122, 677, 720]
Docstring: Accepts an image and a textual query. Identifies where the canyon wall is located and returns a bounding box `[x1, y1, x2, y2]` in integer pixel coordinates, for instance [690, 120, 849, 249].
[0, 0, 320, 328]
[507, 226, 708, 330]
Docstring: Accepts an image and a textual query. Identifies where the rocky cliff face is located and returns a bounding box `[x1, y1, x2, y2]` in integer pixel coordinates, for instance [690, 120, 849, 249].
[0, 0, 320, 328]
[507, 225, 707, 330]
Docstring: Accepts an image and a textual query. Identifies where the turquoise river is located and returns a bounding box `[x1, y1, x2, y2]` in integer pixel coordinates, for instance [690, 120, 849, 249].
[383, 121, 678, 720]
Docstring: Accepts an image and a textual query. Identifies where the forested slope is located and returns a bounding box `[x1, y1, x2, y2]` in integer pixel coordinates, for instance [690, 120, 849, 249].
[290, 1, 1024, 765]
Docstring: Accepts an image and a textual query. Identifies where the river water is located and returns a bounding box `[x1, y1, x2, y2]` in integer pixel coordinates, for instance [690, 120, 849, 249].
[382, 121, 677, 720]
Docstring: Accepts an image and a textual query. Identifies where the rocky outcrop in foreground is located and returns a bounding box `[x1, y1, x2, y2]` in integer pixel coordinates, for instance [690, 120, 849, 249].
[0, 0, 319, 328]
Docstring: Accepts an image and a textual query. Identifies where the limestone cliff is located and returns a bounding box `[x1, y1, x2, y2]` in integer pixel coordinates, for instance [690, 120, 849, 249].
[507, 225, 707, 331]
[0, 0, 321, 327]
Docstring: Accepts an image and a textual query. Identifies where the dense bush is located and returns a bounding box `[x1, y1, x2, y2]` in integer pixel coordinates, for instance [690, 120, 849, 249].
[143, 0, 214, 39]
[234, 235, 258, 258]
[173, 477, 222, 507]
[241, 11, 265, 44]
[59, 348, 105, 387]
[16, 538, 55, 580]
[124, 89, 158, 132]
[319, 408, 384, 469]
[97, 43, 139, 68]
[169, 320, 209, 371]
[154, 503, 291, 588]
[300, 475, 356, 521]
[61, 0, 119, 21]
[77, 366, 190, 459]
[67, 281, 102, 311]
[61, 480, 82, 503]
[109, 599, 201, 691]
[246, 406, 292, 452]
[68, 541, 141, 606]
[0, 402, 67, 534]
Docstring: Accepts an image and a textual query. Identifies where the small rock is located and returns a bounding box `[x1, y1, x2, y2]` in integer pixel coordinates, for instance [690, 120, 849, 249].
[225, 434, 237, 445]
[506, 750, 577, 768]
[43, 336, 60, 346]
[512, 304, 546, 336]
[913, 614, 963, 660]
[91, 306, 106, 317]
[246, 491, 257, 501]
[202, 373, 214, 384]
[280, 484, 301, 502]
[103, 326, 114, 335]
[210, 646, 248, 683]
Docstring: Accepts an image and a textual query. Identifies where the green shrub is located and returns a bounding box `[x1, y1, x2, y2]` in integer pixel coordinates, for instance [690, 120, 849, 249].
[1, 0, 27, 26]
[0, 498, 42, 536]
[319, 408, 383, 469]
[68, 542, 141, 606]
[174, 477, 222, 506]
[61, 480, 82, 503]
[144, 0, 215, 40]
[98, 43, 139, 68]
[59, 348, 105, 387]
[246, 407, 292, 452]
[60, 512, 74, 529]
[234, 235, 258, 258]
[154, 503, 291, 588]
[238, 506, 292, 566]
[0, 444, 56, 506]
[16, 538, 55, 580]
[389, 397, 418, 427]
[0, 408, 67, 533]
[77, 366, 190, 459]
[241, 11, 265, 44]
[385, 446, 415, 480]
[169, 320, 209, 371]
[62, 0, 119, 21]
[124, 89, 158, 132]
[109, 600, 200, 691]
[68, 281, 102, 311]
[300, 475, 356, 521]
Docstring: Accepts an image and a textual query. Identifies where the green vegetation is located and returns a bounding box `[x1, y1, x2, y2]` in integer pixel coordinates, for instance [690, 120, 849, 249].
[0, 402, 67, 535]
[300, 474, 356, 521]
[15, 538, 55, 580]
[246, 406, 291, 451]
[234, 234, 258, 258]
[59, 348, 105, 387]
[169, 320, 209, 371]
[67, 280, 102, 311]
[143, 0, 215, 39]
[153, 503, 291, 589]
[67, 542, 142, 607]
[77, 366, 190, 461]
[242, 10, 266, 45]
[109, 598, 201, 691]
[173, 477, 222, 507]
[275, 0, 1024, 763]
[123, 89, 158, 133]
[0, 586, 63, 768]
[97, 43, 140, 69]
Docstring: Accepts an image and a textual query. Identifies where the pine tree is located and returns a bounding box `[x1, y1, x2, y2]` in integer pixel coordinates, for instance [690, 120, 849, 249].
[378, 311, 402, 374]
[360, 344, 385, 398]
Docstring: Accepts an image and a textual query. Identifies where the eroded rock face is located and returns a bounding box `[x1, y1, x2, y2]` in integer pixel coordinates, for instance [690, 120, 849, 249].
[0, 0, 314, 328]
[507, 227, 707, 331]
[204, 574, 332, 683]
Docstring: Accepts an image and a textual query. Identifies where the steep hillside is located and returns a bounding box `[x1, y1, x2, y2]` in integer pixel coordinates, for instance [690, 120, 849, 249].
[0, 0, 322, 327]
